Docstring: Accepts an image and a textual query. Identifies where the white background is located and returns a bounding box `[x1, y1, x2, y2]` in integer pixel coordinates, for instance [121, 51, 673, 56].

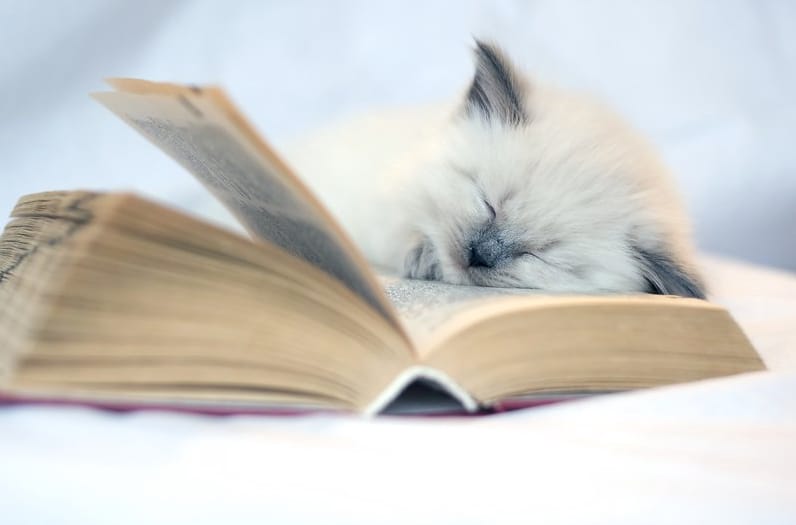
[1, 0, 795, 270]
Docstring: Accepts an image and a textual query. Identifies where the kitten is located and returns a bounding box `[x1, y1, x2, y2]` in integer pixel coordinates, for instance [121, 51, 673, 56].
[289, 40, 705, 298]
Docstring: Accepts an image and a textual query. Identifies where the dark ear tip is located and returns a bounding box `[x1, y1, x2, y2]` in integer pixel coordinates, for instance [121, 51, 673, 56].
[632, 243, 707, 299]
[472, 37, 489, 51]
[465, 39, 528, 126]
[472, 38, 503, 60]
[644, 273, 707, 299]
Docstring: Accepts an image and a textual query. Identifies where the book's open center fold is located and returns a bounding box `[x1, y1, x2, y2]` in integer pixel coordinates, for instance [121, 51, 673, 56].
[365, 366, 477, 415]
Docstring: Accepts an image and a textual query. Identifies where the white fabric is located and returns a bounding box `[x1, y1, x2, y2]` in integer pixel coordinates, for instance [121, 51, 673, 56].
[0, 1, 794, 270]
[1, 256, 795, 524]
[1, 372, 795, 524]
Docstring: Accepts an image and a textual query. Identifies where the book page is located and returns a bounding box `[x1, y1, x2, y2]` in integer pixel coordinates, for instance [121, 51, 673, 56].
[381, 275, 536, 346]
[93, 81, 399, 327]
[0, 192, 106, 380]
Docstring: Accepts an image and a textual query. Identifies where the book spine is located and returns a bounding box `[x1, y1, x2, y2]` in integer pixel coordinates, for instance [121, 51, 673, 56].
[364, 365, 479, 416]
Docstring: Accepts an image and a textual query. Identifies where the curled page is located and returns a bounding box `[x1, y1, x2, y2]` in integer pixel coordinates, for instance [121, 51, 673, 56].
[93, 80, 400, 327]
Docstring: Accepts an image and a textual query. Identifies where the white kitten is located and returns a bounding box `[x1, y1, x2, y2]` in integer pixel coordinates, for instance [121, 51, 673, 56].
[288, 40, 705, 298]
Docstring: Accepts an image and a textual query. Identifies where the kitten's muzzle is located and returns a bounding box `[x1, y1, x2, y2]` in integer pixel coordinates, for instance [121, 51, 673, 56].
[467, 229, 509, 269]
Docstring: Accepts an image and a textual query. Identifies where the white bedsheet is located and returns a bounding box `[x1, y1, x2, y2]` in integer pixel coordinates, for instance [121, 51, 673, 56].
[0, 255, 794, 524]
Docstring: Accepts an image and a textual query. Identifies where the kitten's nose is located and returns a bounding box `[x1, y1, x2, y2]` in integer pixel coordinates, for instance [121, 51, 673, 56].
[468, 237, 503, 268]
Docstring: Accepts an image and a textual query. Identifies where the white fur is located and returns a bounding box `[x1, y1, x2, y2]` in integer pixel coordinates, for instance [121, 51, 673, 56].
[285, 51, 700, 294]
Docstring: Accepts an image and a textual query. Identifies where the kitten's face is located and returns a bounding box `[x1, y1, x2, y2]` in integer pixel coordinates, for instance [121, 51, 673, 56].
[402, 41, 704, 298]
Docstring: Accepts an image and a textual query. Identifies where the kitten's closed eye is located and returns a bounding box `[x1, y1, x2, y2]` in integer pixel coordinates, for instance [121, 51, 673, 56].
[484, 199, 496, 219]
[517, 239, 560, 261]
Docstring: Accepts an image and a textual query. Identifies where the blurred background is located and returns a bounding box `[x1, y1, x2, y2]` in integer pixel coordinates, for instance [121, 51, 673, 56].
[1, 0, 794, 270]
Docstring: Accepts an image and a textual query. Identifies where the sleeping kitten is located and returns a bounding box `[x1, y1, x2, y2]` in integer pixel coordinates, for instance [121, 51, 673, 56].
[288, 40, 705, 298]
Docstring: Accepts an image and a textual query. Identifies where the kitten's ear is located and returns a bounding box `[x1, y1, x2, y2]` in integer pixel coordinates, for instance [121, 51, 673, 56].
[464, 40, 528, 126]
[632, 244, 706, 299]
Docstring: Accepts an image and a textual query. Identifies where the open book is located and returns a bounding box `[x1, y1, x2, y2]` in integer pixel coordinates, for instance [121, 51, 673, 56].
[0, 79, 764, 415]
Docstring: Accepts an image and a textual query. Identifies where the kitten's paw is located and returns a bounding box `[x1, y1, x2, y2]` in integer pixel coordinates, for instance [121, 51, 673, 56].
[404, 238, 443, 280]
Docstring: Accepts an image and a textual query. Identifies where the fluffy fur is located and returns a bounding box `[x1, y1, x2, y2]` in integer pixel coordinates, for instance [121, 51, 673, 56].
[288, 41, 705, 298]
